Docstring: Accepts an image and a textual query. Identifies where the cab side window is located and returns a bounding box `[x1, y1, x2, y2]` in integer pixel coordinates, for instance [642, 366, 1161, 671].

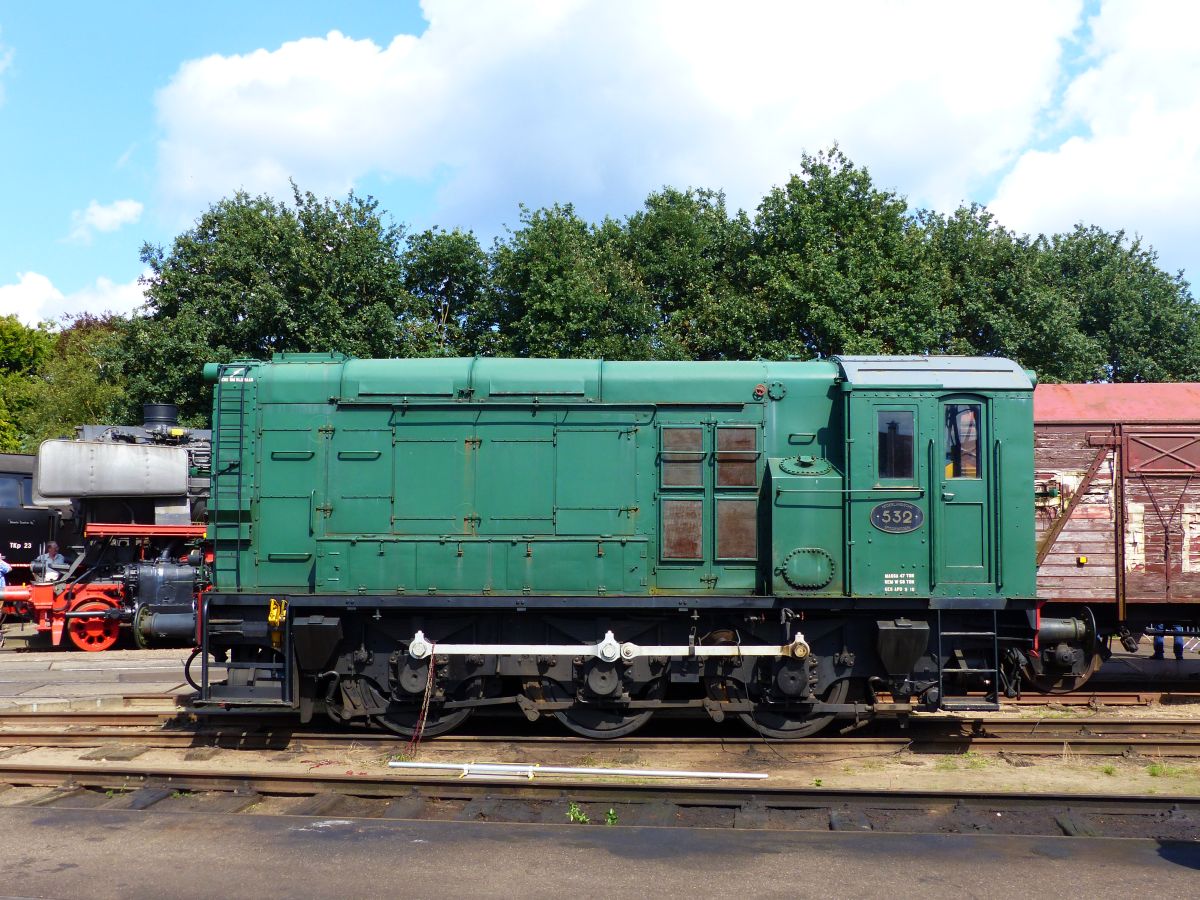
[944, 404, 981, 478]
[877, 411, 914, 480]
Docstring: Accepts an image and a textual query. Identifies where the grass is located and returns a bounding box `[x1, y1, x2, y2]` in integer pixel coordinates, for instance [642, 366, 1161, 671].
[1146, 762, 1188, 778]
[932, 751, 990, 772]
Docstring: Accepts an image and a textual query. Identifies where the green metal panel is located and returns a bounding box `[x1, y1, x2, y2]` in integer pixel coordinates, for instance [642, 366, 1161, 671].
[768, 457, 845, 596]
[393, 424, 473, 534]
[416, 540, 504, 592]
[254, 426, 320, 589]
[846, 394, 931, 598]
[554, 427, 638, 535]
[326, 426, 393, 536]
[475, 423, 555, 534]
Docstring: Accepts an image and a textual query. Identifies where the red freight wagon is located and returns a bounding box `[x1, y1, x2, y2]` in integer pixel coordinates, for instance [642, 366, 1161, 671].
[1035, 383, 1200, 649]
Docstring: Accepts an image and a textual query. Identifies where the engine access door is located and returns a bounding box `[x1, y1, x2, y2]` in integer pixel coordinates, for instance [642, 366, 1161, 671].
[935, 397, 992, 588]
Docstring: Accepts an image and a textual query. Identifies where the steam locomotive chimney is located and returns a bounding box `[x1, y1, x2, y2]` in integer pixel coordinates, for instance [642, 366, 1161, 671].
[142, 403, 179, 428]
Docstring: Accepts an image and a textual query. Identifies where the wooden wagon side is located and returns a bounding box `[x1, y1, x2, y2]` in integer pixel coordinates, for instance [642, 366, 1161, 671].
[1035, 383, 1200, 629]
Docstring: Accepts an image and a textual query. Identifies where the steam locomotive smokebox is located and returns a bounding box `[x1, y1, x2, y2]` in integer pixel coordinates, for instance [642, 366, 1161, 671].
[143, 403, 180, 428]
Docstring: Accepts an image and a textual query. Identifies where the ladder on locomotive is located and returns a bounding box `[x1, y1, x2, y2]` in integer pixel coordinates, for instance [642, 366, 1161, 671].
[202, 365, 291, 706]
[936, 608, 1001, 712]
[210, 364, 251, 590]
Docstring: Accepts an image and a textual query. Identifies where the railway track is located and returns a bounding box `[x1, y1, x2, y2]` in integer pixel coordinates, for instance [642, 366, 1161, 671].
[3, 710, 1200, 755]
[0, 758, 1195, 840]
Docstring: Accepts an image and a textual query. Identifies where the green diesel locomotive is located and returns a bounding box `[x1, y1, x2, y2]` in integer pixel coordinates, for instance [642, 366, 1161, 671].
[196, 353, 1094, 738]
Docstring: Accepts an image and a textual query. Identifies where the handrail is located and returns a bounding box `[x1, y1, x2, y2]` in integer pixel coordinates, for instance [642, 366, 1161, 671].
[775, 487, 924, 498]
[993, 438, 1003, 590]
[928, 438, 937, 589]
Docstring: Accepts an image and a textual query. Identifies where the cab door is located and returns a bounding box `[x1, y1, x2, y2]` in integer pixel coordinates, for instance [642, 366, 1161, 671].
[847, 395, 930, 597]
[935, 397, 991, 587]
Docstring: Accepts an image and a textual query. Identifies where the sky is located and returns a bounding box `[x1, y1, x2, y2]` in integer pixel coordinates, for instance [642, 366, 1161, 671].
[1, 0, 1198, 327]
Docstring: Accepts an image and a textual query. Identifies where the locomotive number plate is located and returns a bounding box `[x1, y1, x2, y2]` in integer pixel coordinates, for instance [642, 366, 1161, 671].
[870, 501, 923, 533]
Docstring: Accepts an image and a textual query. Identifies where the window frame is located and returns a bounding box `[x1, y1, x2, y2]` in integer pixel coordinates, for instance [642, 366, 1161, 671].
[943, 402, 983, 480]
[875, 406, 918, 485]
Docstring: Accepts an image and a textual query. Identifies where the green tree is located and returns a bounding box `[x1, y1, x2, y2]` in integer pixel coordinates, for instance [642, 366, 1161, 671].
[0, 315, 55, 375]
[4, 315, 126, 451]
[0, 315, 56, 452]
[1041, 226, 1200, 381]
[747, 146, 937, 360]
[401, 227, 490, 355]
[623, 187, 756, 359]
[915, 205, 1103, 382]
[486, 204, 655, 359]
[113, 184, 418, 422]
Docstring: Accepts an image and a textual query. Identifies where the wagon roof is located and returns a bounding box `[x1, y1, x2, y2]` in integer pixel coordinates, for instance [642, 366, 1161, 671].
[1034, 382, 1200, 424]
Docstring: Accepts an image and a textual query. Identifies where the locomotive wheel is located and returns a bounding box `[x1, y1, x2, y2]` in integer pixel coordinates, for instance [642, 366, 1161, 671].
[375, 705, 473, 739]
[543, 678, 664, 740]
[738, 678, 851, 740]
[66, 600, 120, 652]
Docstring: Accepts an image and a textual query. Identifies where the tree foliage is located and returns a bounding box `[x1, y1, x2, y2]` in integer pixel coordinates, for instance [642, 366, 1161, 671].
[112, 184, 416, 422]
[5, 149, 1196, 447]
[0, 315, 125, 452]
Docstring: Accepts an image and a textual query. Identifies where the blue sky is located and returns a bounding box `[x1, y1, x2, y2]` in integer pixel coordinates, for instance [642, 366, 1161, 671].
[1, 0, 1198, 325]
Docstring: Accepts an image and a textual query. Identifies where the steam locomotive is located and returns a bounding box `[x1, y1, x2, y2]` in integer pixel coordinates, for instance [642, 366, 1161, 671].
[0, 407, 209, 651]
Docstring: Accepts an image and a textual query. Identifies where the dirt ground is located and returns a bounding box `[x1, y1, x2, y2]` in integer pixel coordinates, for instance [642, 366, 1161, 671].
[1, 723, 1199, 798]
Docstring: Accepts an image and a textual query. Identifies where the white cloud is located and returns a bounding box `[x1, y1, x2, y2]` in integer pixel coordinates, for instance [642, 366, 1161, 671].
[990, 0, 1200, 277]
[68, 199, 144, 244]
[0, 272, 147, 327]
[154, 0, 1081, 229]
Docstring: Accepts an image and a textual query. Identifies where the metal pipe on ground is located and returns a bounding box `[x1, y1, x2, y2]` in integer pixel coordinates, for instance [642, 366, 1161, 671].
[388, 761, 768, 780]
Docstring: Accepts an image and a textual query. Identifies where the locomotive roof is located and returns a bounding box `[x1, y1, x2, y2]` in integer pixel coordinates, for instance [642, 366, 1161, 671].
[834, 356, 1033, 390]
[225, 354, 1031, 404]
[1034, 382, 1200, 424]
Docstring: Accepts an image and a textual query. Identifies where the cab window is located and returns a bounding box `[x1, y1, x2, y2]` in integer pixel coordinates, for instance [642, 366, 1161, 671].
[877, 410, 914, 480]
[944, 404, 981, 478]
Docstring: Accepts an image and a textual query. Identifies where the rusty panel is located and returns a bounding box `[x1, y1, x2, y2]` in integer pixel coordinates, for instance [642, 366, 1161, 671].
[716, 427, 757, 487]
[661, 499, 703, 560]
[661, 427, 703, 487]
[716, 498, 757, 559]
[1124, 431, 1200, 475]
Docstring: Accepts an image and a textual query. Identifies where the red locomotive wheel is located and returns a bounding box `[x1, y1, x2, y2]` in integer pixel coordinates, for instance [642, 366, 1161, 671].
[66, 601, 120, 652]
